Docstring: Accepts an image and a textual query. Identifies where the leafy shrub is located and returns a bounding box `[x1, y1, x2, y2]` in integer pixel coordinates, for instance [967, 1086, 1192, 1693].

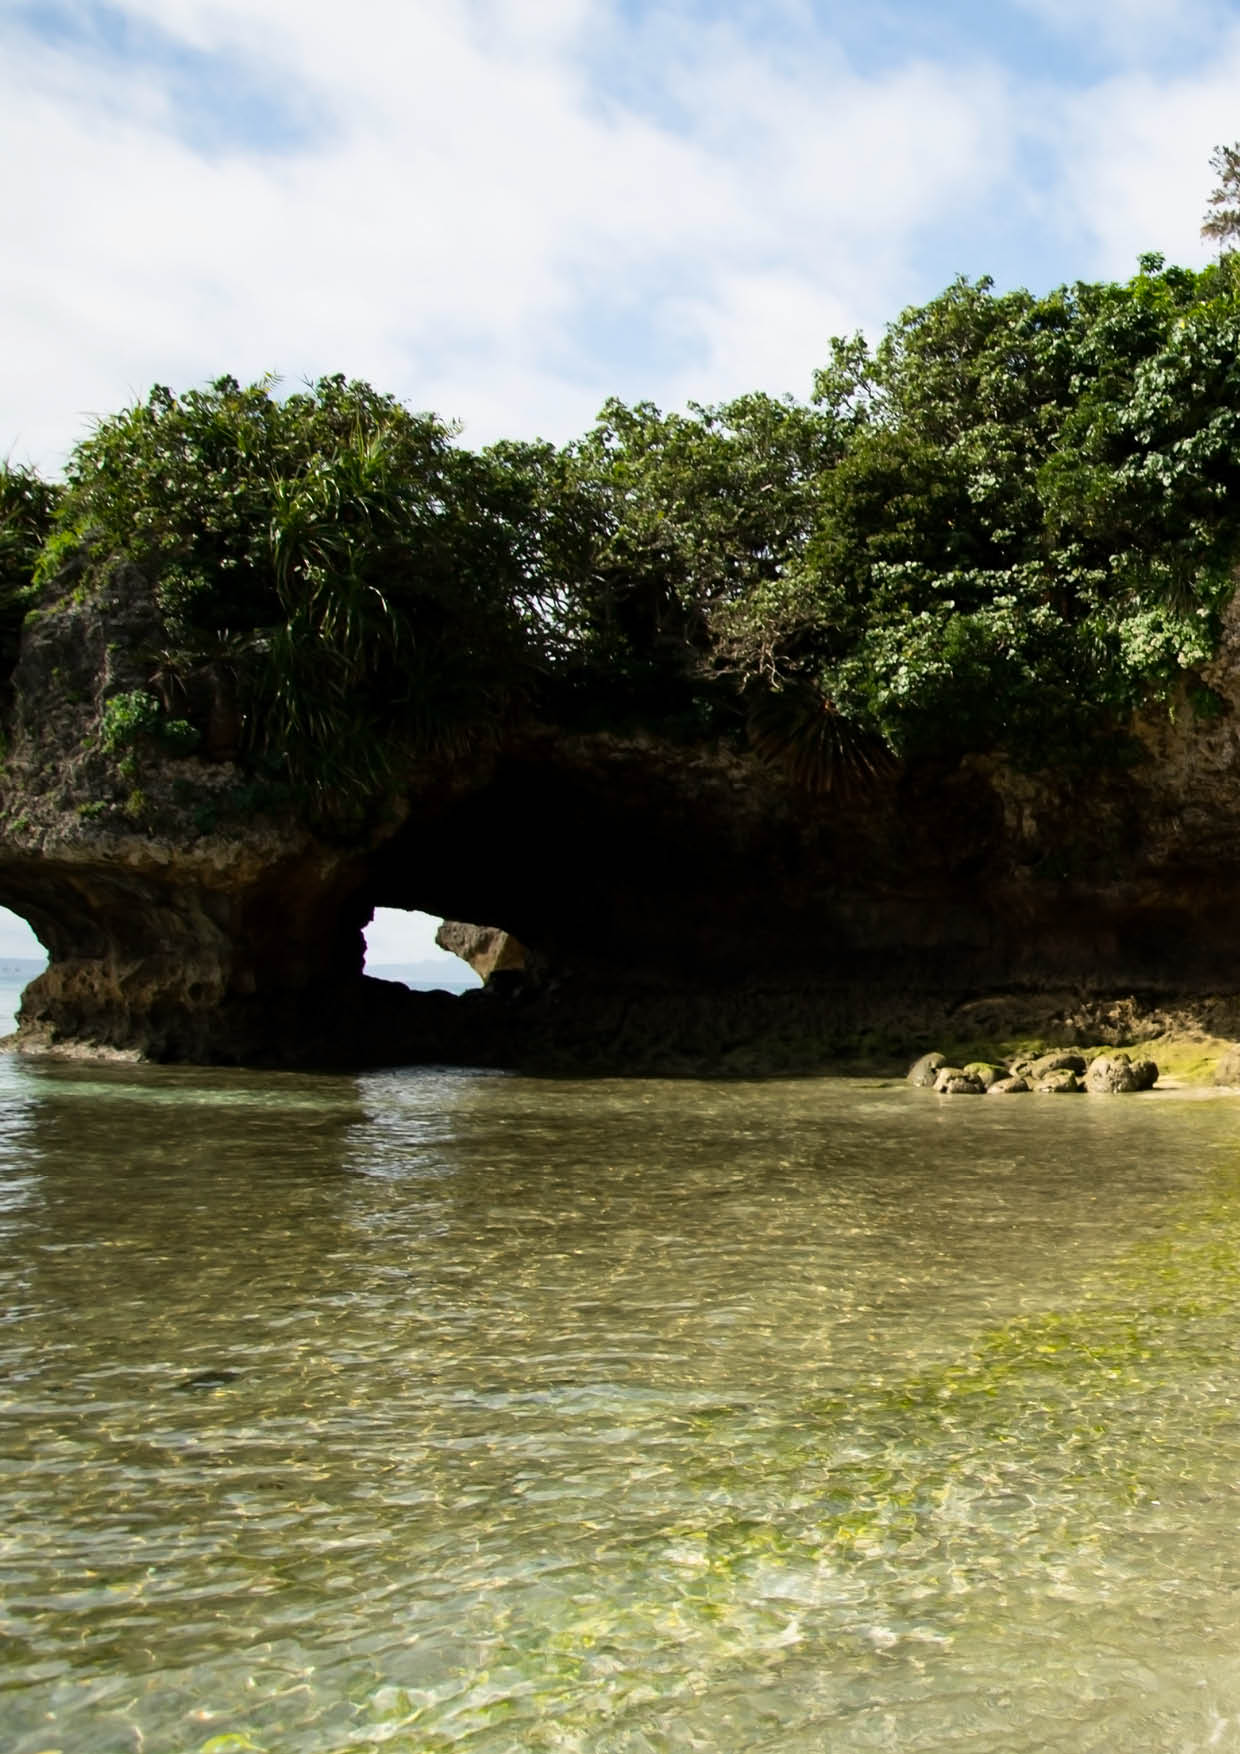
[157, 718, 201, 754]
[0, 463, 60, 682]
[716, 262, 1240, 764]
[98, 690, 161, 753]
[24, 256, 1240, 802]
[48, 375, 534, 804]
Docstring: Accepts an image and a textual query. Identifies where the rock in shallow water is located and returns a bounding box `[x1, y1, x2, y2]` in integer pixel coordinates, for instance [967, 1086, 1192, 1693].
[907, 1048, 1155, 1096]
[1083, 1052, 1158, 1092]
[1085, 1053, 1138, 1093]
[1033, 1067, 1081, 1093]
[1026, 1051, 1087, 1080]
[934, 1067, 986, 1094]
[907, 1052, 947, 1087]
[175, 1369, 240, 1392]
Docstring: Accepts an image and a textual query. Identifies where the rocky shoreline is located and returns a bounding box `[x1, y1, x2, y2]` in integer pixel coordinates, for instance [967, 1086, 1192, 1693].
[907, 1048, 1159, 1095]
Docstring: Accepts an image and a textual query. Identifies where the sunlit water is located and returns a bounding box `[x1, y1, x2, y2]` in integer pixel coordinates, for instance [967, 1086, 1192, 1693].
[4, 976, 1240, 1752]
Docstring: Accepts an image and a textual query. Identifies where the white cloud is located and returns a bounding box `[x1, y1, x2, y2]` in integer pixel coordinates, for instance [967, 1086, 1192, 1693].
[363, 907, 451, 966]
[660, 270, 856, 410]
[3, 0, 1236, 472]
[0, 0, 1024, 466]
[1013, 0, 1228, 58]
[1050, 29, 1240, 277]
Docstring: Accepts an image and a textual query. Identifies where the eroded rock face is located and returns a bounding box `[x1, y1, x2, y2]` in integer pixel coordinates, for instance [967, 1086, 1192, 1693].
[435, 920, 527, 983]
[8, 559, 1240, 1071]
[0, 562, 385, 1063]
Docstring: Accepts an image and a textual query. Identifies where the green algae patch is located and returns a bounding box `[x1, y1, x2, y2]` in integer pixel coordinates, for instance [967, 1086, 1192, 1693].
[663, 1156, 1240, 1611]
[1137, 1033, 1239, 1084]
[928, 1030, 1238, 1086]
[352, 1155, 1240, 1754]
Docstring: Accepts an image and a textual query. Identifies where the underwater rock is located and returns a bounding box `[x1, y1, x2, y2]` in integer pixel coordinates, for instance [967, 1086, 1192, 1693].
[175, 1369, 240, 1392]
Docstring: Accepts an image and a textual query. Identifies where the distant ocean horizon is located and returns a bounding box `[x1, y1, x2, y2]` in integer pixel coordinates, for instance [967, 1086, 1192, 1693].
[0, 956, 479, 994]
[0, 956, 46, 979]
[365, 959, 481, 992]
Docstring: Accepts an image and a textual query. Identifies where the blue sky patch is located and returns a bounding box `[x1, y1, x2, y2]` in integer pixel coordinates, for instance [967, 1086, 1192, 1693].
[16, 1, 324, 158]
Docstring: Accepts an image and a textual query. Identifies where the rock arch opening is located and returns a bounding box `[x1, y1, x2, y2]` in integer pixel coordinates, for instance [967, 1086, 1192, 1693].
[361, 908, 481, 990]
[0, 905, 46, 1033]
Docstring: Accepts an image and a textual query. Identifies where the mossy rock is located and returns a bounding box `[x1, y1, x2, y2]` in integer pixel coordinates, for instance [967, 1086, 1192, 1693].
[934, 1066, 986, 1095]
[1033, 1067, 1081, 1094]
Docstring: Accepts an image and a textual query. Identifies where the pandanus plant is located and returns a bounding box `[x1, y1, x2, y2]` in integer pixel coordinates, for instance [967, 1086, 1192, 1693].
[31, 377, 533, 810]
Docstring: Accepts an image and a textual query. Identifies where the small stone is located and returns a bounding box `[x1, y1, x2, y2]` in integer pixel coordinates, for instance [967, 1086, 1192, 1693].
[1033, 1068, 1081, 1093]
[963, 1061, 1002, 1089]
[934, 1067, 985, 1094]
[1130, 1058, 1158, 1091]
[1030, 1051, 1087, 1079]
[987, 1075, 1030, 1094]
[907, 1052, 947, 1087]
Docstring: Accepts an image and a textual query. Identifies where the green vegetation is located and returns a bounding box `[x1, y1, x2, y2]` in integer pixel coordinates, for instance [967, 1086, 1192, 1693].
[97, 688, 199, 756]
[32, 374, 534, 805]
[10, 246, 1240, 805]
[0, 462, 60, 688]
[1202, 141, 1240, 254]
[933, 1033, 1231, 1086]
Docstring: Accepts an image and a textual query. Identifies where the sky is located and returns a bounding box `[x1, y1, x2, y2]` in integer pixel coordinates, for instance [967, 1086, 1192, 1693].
[5, 0, 1239, 475]
[3, 0, 1240, 963]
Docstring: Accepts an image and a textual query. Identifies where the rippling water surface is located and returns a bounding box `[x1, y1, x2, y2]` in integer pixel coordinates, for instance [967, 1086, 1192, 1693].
[4, 989, 1240, 1752]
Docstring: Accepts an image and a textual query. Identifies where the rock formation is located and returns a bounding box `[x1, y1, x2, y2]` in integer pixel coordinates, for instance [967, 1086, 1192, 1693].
[434, 920, 527, 983]
[7, 559, 1240, 1072]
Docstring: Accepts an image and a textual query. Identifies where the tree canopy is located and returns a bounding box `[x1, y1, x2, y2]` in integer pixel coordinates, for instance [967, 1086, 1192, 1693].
[10, 250, 1240, 804]
[1203, 142, 1240, 254]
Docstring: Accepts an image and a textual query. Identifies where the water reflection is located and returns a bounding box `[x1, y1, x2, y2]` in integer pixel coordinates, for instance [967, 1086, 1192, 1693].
[2, 1054, 1240, 1750]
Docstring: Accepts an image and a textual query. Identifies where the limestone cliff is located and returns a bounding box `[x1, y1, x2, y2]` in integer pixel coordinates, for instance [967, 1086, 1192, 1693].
[6, 557, 1240, 1072]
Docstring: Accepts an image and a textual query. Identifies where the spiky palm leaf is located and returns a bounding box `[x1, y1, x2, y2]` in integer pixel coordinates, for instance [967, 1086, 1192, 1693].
[747, 685, 893, 796]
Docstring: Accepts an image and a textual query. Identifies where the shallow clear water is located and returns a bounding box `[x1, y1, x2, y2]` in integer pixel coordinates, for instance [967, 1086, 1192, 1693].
[3, 985, 1240, 1752]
